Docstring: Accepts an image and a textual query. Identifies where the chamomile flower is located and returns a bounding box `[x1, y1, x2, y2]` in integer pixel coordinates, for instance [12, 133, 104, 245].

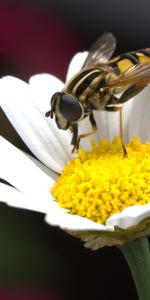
[1, 52, 150, 250]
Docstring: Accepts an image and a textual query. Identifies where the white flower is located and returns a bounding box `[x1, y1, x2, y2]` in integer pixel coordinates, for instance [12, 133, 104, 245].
[1, 51, 150, 249]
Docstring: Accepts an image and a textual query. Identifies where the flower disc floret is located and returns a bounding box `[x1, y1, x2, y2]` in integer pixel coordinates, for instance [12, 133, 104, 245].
[51, 137, 150, 224]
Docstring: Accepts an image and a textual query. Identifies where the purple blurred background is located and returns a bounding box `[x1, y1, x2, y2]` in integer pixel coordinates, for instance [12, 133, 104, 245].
[1, 1, 150, 299]
[0, 3, 81, 80]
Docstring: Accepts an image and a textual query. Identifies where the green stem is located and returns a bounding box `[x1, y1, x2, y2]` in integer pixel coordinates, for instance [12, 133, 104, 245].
[120, 238, 150, 300]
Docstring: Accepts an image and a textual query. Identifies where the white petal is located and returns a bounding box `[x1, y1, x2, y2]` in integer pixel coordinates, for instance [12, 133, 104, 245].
[26, 152, 59, 181]
[94, 86, 150, 145]
[78, 86, 150, 150]
[125, 86, 150, 142]
[0, 136, 54, 198]
[78, 110, 120, 151]
[66, 51, 88, 81]
[0, 183, 50, 214]
[0, 76, 69, 173]
[47, 118, 74, 158]
[45, 202, 114, 232]
[29, 73, 64, 112]
[106, 203, 150, 230]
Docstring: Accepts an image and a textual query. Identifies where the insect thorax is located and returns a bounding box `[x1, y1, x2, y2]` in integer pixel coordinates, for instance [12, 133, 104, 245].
[63, 67, 113, 111]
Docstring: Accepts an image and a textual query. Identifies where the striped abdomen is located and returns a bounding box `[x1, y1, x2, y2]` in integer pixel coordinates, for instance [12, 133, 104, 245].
[108, 48, 150, 74]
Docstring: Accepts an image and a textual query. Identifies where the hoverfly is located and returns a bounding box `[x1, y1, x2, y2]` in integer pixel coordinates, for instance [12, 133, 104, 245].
[45, 32, 150, 154]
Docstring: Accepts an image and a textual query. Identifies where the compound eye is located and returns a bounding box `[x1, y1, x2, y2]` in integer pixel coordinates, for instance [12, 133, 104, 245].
[60, 94, 83, 122]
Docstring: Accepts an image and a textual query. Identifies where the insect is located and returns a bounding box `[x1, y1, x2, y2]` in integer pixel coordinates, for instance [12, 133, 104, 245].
[45, 32, 150, 154]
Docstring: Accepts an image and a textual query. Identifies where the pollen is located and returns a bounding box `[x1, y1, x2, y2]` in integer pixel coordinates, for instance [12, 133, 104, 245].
[51, 137, 150, 224]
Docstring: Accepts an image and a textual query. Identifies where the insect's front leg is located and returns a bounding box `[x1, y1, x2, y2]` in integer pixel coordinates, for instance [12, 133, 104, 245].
[74, 112, 97, 151]
[70, 123, 79, 152]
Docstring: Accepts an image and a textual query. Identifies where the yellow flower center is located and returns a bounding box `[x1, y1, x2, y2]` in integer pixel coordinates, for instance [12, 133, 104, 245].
[51, 137, 150, 224]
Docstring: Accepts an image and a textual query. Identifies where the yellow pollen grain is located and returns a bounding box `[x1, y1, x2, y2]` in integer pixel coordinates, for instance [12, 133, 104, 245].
[51, 137, 150, 224]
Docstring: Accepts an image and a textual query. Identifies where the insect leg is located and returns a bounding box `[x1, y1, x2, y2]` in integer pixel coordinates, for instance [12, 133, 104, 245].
[105, 105, 127, 156]
[73, 112, 97, 151]
[70, 123, 79, 152]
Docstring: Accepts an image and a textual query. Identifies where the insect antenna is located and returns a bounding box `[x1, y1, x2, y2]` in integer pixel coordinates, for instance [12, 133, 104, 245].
[45, 108, 55, 118]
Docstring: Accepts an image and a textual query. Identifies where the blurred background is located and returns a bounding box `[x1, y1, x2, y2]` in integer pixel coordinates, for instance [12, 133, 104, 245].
[0, 0, 150, 299]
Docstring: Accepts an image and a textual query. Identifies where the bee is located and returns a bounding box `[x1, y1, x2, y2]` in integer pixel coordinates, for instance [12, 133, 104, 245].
[45, 32, 150, 154]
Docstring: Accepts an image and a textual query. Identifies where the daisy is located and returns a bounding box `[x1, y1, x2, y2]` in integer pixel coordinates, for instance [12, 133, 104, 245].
[1, 51, 150, 250]
[1, 49, 150, 300]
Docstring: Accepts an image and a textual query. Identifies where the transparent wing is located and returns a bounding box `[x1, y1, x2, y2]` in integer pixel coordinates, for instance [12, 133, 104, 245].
[106, 63, 150, 89]
[82, 32, 116, 68]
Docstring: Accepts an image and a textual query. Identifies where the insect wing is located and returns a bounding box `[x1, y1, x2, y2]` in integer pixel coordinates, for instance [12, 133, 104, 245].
[82, 32, 116, 68]
[106, 62, 150, 89]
